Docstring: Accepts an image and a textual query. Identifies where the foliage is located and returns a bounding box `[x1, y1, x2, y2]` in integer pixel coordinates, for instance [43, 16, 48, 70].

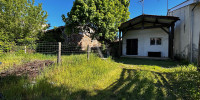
[38, 29, 65, 42]
[0, 0, 48, 51]
[62, 0, 130, 43]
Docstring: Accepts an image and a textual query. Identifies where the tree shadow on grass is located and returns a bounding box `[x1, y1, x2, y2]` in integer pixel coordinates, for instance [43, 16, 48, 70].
[1, 69, 199, 100]
[82, 68, 178, 100]
[166, 71, 200, 100]
[84, 68, 200, 100]
[114, 57, 184, 68]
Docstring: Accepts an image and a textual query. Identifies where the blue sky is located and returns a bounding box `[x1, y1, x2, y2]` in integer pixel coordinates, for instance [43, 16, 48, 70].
[35, 0, 186, 29]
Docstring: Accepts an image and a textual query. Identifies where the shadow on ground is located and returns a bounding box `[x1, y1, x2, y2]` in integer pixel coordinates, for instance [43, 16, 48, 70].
[0, 68, 199, 100]
[83, 68, 178, 100]
[114, 57, 184, 68]
[78, 68, 199, 100]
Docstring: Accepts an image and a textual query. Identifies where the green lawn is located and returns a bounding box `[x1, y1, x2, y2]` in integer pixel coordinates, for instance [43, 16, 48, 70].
[0, 53, 200, 100]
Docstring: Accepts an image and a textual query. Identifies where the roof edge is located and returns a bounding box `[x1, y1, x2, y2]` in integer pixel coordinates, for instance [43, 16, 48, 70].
[119, 14, 179, 30]
[169, 0, 199, 12]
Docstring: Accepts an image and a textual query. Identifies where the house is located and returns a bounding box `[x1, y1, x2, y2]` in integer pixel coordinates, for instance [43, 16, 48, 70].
[118, 15, 179, 58]
[43, 26, 101, 50]
[168, 0, 200, 62]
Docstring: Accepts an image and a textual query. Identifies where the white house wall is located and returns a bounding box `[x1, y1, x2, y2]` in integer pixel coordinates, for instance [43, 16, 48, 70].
[169, 6, 191, 60]
[169, 3, 200, 62]
[122, 28, 169, 57]
[192, 4, 200, 61]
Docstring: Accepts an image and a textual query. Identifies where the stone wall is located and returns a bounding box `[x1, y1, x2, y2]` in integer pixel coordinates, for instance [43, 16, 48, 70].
[67, 33, 101, 51]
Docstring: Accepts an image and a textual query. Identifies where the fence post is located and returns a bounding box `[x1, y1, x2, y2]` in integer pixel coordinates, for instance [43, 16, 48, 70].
[87, 45, 90, 61]
[24, 46, 26, 54]
[107, 50, 110, 58]
[57, 42, 61, 65]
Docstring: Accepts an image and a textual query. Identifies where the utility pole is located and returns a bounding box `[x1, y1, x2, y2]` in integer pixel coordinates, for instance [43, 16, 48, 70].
[140, 0, 144, 15]
[167, 0, 169, 15]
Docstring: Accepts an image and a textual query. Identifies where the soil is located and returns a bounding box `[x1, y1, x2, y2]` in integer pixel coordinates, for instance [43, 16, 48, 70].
[0, 60, 54, 78]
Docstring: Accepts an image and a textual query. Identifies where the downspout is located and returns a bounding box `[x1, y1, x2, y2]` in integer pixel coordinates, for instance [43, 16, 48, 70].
[190, 7, 194, 62]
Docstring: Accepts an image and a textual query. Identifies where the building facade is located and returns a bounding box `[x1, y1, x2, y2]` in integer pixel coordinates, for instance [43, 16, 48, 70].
[119, 15, 179, 58]
[122, 28, 169, 57]
[168, 0, 200, 62]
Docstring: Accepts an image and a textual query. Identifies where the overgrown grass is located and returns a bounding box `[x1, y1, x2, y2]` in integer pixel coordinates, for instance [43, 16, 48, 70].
[40, 54, 122, 92]
[0, 53, 200, 100]
[0, 52, 56, 71]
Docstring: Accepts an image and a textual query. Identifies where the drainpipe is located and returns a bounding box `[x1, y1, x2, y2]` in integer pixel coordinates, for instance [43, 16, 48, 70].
[190, 7, 194, 62]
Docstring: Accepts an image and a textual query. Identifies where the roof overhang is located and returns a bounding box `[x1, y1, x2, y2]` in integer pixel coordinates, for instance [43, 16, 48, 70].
[119, 14, 179, 32]
[169, 0, 200, 12]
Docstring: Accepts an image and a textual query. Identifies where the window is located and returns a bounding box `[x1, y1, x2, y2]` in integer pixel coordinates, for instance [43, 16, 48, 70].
[150, 38, 156, 45]
[156, 38, 162, 45]
[150, 38, 162, 45]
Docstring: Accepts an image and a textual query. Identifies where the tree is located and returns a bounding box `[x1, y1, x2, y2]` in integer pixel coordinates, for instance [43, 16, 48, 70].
[0, 0, 47, 50]
[62, 0, 130, 43]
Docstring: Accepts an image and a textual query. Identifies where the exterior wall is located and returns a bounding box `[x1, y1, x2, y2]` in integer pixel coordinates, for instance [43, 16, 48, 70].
[169, 5, 191, 60]
[192, 4, 200, 61]
[169, 3, 200, 62]
[122, 28, 169, 57]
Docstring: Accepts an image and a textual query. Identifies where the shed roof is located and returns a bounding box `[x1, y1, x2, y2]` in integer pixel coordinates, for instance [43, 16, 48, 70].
[119, 14, 179, 31]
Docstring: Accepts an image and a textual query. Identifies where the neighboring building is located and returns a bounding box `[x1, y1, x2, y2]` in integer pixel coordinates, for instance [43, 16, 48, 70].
[168, 0, 200, 62]
[118, 15, 179, 58]
[44, 26, 101, 50]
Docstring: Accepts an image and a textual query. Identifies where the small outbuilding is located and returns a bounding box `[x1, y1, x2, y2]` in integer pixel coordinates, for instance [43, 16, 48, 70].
[118, 14, 179, 58]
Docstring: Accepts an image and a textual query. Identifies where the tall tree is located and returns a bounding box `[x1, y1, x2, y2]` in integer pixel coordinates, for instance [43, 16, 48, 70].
[62, 0, 130, 43]
[0, 0, 47, 50]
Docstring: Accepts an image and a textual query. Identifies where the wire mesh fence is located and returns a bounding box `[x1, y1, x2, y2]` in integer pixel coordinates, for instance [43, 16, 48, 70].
[0, 42, 107, 56]
[0, 42, 199, 100]
[0, 42, 110, 67]
[0, 41, 109, 73]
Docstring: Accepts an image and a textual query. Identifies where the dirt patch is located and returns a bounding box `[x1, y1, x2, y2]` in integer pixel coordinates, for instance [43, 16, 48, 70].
[0, 60, 54, 78]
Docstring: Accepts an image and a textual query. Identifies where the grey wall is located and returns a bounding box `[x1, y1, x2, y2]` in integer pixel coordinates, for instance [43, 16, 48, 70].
[169, 3, 200, 62]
